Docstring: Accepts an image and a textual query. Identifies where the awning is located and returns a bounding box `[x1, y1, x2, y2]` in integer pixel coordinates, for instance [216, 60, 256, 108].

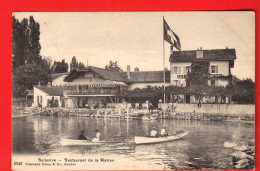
[65, 78, 127, 87]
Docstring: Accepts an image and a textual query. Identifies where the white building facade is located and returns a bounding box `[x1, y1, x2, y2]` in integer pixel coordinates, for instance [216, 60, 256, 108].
[169, 48, 236, 104]
[170, 48, 236, 88]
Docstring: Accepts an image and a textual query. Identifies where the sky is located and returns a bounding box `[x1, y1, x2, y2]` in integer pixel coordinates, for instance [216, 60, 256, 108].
[13, 12, 255, 81]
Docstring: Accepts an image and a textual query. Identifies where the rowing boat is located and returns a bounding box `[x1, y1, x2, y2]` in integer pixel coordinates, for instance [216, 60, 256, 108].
[134, 131, 189, 145]
[60, 137, 106, 146]
[12, 115, 28, 119]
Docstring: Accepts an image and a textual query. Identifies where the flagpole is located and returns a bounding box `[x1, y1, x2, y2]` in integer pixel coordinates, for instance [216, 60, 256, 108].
[163, 16, 166, 103]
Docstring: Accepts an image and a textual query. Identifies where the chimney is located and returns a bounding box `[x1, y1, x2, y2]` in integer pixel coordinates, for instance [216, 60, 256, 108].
[127, 65, 131, 79]
[38, 82, 41, 87]
[170, 45, 173, 55]
[196, 47, 203, 58]
[47, 82, 52, 87]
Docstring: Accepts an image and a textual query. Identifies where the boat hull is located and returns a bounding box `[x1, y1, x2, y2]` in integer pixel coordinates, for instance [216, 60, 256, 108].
[12, 115, 28, 119]
[60, 138, 105, 146]
[135, 131, 188, 145]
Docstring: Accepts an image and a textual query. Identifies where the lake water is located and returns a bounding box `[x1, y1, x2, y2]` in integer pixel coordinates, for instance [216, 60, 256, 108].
[12, 115, 255, 170]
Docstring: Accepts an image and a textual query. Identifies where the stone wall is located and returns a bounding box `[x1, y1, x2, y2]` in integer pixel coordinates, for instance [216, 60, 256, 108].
[107, 103, 255, 115]
[160, 103, 255, 115]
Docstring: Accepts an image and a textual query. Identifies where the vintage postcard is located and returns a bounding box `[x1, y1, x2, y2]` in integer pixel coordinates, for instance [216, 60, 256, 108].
[12, 11, 255, 170]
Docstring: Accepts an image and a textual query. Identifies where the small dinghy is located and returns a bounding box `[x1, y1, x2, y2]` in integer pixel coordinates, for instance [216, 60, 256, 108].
[60, 137, 105, 146]
[135, 131, 188, 145]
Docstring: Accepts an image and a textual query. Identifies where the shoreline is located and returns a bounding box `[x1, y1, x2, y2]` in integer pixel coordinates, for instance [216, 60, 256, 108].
[12, 106, 255, 122]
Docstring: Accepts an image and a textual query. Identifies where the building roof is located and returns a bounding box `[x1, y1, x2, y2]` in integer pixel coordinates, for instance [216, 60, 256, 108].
[66, 77, 127, 87]
[170, 49, 236, 63]
[35, 86, 63, 96]
[64, 66, 170, 84]
[124, 71, 170, 83]
[64, 66, 128, 82]
[22, 89, 34, 96]
[51, 73, 68, 80]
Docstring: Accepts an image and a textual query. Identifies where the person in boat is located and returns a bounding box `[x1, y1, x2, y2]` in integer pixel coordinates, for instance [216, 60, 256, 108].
[78, 130, 88, 140]
[160, 126, 168, 137]
[148, 103, 154, 114]
[92, 129, 101, 142]
[151, 127, 159, 137]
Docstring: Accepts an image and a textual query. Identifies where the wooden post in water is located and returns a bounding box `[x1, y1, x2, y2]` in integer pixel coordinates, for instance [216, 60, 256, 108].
[105, 110, 107, 120]
[127, 107, 129, 120]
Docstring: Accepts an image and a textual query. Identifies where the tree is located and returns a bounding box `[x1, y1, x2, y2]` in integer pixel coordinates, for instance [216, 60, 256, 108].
[41, 56, 53, 73]
[70, 56, 78, 70]
[12, 64, 51, 97]
[232, 79, 255, 104]
[105, 61, 123, 72]
[70, 56, 85, 70]
[186, 61, 209, 87]
[12, 16, 42, 69]
[78, 62, 85, 70]
[134, 67, 139, 72]
[51, 59, 68, 73]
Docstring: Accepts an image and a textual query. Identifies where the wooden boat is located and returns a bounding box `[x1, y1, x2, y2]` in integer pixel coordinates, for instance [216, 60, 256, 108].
[12, 115, 28, 119]
[60, 137, 105, 146]
[135, 131, 188, 145]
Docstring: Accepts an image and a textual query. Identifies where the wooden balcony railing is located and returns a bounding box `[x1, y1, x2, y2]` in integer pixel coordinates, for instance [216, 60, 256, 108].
[64, 89, 119, 96]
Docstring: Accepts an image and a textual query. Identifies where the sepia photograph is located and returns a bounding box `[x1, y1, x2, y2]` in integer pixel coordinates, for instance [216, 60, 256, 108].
[11, 11, 255, 170]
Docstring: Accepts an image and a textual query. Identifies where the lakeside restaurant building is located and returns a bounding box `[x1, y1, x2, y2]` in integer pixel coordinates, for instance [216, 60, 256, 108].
[50, 66, 170, 108]
[33, 47, 236, 107]
[169, 47, 236, 103]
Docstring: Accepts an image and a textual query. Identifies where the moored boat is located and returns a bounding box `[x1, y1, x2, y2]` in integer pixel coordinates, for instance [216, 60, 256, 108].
[60, 137, 105, 146]
[12, 115, 28, 119]
[135, 131, 188, 145]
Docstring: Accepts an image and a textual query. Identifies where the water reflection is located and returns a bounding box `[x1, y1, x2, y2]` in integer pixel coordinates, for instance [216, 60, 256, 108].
[12, 115, 255, 169]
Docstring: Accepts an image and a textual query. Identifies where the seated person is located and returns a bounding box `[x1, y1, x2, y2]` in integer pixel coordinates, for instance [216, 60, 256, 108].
[92, 129, 101, 142]
[78, 130, 88, 140]
[150, 127, 158, 137]
[160, 126, 168, 137]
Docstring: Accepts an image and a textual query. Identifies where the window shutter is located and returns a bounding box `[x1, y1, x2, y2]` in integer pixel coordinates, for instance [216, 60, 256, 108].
[216, 66, 218, 73]
[183, 66, 186, 74]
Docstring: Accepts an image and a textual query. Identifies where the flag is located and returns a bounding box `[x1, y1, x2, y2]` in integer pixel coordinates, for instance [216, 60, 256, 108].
[163, 18, 181, 51]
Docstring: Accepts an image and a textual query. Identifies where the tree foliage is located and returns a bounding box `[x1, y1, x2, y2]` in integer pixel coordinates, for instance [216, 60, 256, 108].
[12, 16, 51, 97]
[12, 16, 42, 69]
[232, 79, 255, 104]
[186, 61, 209, 87]
[134, 67, 140, 72]
[70, 56, 85, 70]
[12, 64, 51, 97]
[41, 56, 53, 73]
[51, 59, 68, 73]
[105, 61, 123, 72]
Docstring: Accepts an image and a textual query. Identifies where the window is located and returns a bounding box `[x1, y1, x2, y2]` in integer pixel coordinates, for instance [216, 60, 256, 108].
[211, 65, 218, 73]
[178, 67, 181, 74]
[185, 66, 191, 74]
[173, 67, 178, 74]
[211, 80, 216, 86]
[173, 66, 181, 74]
